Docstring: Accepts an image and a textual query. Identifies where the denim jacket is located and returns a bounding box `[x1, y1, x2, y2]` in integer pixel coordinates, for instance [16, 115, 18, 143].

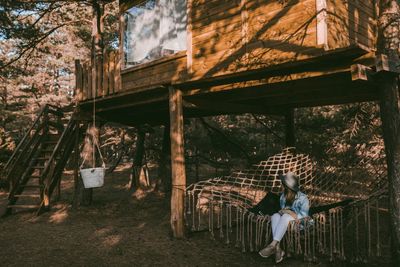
[280, 191, 310, 220]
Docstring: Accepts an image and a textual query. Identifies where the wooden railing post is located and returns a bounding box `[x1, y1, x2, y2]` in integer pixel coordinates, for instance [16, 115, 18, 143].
[75, 59, 83, 102]
[103, 51, 109, 96]
[109, 51, 115, 94]
[168, 86, 186, 238]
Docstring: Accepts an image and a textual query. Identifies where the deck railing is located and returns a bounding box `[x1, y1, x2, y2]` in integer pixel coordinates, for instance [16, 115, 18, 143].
[75, 50, 121, 101]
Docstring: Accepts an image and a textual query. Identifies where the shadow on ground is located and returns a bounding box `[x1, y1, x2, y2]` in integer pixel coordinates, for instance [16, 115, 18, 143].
[0, 164, 372, 267]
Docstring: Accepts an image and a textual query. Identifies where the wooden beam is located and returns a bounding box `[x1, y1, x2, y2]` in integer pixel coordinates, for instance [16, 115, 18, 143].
[178, 45, 368, 90]
[183, 99, 284, 115]
[316, 0, 328, 48]
[186, 0, 193, 74]
[378, 70, 400, 263]
[351, 64, 374, 81]
[375, 54, 400, 74]
[168, 86, 186, 238]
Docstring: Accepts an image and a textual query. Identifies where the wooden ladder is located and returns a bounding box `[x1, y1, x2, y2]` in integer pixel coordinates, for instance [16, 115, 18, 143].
[1, 104, 80, 216]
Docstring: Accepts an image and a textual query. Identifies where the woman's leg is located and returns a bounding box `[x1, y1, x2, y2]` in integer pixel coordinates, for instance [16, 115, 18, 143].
[259, 213, 282, 257]
[271, 213, 281, 237]
[273, 213, 295, 242]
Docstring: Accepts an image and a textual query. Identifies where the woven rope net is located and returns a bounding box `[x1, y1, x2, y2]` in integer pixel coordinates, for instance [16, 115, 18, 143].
[186, 147, 388, 263]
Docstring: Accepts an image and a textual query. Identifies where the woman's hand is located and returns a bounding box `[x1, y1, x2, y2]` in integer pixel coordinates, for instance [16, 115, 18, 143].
[279, 209, 298, 220]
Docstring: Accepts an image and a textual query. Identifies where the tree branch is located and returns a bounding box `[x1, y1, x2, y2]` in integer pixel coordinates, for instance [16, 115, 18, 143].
[0, 20, 81, 71]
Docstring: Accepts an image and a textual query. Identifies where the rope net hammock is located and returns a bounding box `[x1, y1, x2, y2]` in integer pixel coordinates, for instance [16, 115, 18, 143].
[186, 147, 389, 263]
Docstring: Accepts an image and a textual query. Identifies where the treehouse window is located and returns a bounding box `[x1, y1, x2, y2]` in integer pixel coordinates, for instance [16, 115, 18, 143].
[123, 0, 187, 68]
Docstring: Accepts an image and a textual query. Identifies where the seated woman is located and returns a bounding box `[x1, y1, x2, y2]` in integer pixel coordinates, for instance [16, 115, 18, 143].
[259, 172, 310, 264]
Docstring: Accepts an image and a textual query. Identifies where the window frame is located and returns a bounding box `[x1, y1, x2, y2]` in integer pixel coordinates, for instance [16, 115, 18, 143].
[119, 0, 188, 70]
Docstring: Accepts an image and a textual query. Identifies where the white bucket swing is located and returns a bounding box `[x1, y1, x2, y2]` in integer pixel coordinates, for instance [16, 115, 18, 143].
[80, 95, 106, 188]
[80, 131, 106, 188]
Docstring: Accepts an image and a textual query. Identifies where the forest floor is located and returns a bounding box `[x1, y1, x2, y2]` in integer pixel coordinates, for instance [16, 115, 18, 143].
[0, 164, 389, 267]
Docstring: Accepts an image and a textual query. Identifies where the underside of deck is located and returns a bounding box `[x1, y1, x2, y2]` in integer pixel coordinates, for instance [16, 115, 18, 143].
[79, 46, 378, 126]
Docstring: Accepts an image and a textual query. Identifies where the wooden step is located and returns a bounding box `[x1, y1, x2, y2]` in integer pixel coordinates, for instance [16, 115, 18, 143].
[36, 157, 50, 161]
[48, 121, 64, 130]
[30, 175, 41, 179]
[44, 140, 58, 145]
[20, 185, 43, 189]
[47, 134, 61, 141]
[32, 166, 45, 169]
[47, 108, 64, 117]
[41, 148, 55, 153]
[7, 205, 40, 209]
[14, 194, 41, 198]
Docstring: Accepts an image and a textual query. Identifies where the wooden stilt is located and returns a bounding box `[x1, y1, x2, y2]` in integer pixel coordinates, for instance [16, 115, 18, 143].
[129, 128, 146, 191]
[285, 109, 296, 148]
[168, 86, 187, 238]
[376, 1, 400, 263]
[378, 71, 400, 263]
[72, 120, 80, 209]
[155, 123, 171, 192]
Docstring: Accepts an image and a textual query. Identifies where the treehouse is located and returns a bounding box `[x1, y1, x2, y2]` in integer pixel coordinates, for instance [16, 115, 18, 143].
[77, 0, 379, 126]
[73, 0, 388, 240]
[3, 0, 399, 263]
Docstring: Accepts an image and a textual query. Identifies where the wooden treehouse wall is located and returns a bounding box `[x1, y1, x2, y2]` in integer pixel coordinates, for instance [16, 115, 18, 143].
[326, 0, 377, 50]
[189, 0, 377, 80]
[78, 0, 378, 102]
[190, 0, 319, 79]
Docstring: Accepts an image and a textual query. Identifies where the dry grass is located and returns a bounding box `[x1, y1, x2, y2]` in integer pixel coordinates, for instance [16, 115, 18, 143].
[0, 164, 335, 266]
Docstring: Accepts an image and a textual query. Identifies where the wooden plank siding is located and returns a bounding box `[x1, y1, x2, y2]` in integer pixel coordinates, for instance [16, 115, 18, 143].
[189, 0, 321, 80]
[326, 0, 377, 50]
[77, 0, 377, 102]
[121, 51, 188, 93]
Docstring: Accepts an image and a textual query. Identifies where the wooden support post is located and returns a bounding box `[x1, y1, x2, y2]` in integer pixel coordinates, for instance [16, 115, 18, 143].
[75, 60, 83, 101]
[316, 0, 328, 48]
[377, 1, 400, 263]
[285, 109, 296, 148]
[168, 86, 186, 238]
[129, 128, 146, 191]
[378, 71, 400, 264]
[119, 12, 125, 70]
[72, 120, 81, 209]
[156, 123, 171, 192]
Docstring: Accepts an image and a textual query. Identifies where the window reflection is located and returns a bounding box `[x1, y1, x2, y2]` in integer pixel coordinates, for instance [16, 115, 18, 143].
[123, 0, 187, 68]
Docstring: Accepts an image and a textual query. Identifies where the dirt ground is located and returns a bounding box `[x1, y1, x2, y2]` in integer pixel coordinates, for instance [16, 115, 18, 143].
[0, 164, 385, 267]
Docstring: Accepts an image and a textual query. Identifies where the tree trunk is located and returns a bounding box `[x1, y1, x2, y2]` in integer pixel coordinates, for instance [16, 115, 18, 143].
[91, 0, 104, 97]
[378, 73, 400, 263]
[168, 86, 186, 238]
[155, 123, 172, 193]
[72, 121, 81, 209]
[285, 109, 295, 148]
[377, 0, 400, 263]
[129, 128, 146, 191]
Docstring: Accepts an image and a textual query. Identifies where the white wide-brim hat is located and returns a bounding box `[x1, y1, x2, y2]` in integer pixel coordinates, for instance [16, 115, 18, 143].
[280, 171, 299, 192]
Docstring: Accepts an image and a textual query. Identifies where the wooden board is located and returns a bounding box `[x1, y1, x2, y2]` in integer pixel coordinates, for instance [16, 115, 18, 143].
[82, 0, 378, 105]
[121, 52, 187, 92]
[190, 0, 321, 80]
[326, 0, 377, 51]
